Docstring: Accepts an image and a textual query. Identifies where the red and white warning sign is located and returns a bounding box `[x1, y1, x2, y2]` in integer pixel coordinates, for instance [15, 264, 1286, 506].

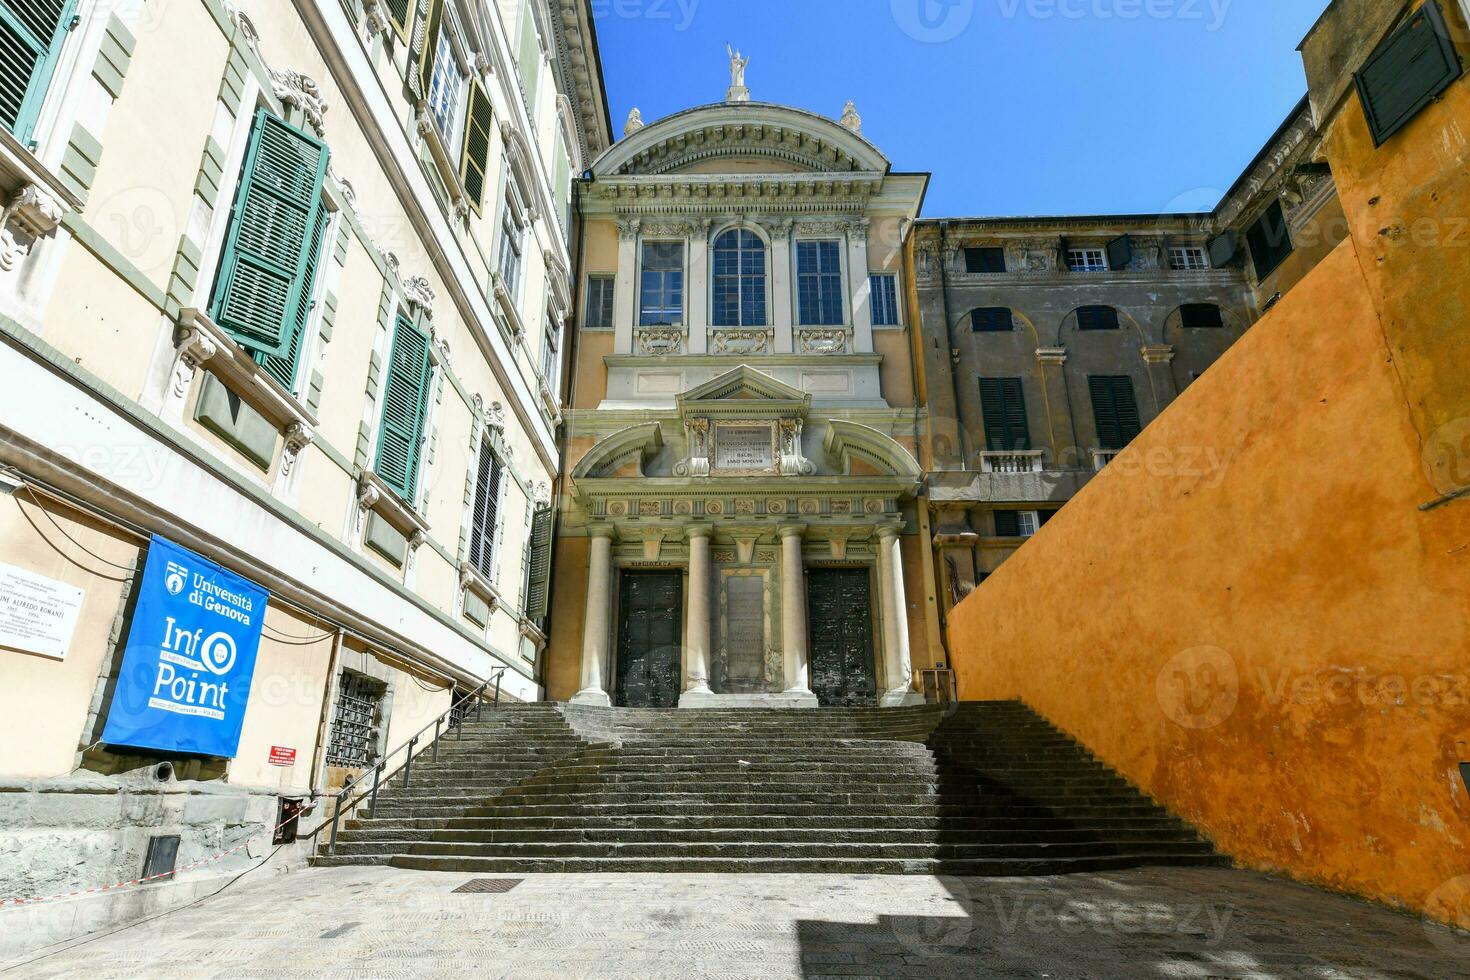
[267, 745, 297, 767]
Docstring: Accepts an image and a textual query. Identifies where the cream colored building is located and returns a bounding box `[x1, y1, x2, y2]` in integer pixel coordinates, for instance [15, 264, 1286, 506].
[545, 82, 938, 710]
[0, 0, 606, 942]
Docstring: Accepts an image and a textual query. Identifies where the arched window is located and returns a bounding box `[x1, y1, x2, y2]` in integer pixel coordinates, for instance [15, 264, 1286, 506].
[711, 229, 767, 327]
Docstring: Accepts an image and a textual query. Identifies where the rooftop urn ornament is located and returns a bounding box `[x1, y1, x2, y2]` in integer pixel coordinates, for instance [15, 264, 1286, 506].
[840, 100, 862, 134]
[725, 43, 750, 103]
[624, 107, 644, 137]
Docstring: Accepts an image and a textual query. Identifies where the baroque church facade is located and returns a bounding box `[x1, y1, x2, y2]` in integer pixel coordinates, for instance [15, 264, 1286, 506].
[543, 85, 937, 708]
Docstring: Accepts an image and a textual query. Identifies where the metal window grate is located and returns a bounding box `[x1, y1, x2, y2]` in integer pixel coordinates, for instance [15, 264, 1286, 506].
[452, 878, 522, 894]
[325, 671, 384, 768]
[143, 835, 181, 883]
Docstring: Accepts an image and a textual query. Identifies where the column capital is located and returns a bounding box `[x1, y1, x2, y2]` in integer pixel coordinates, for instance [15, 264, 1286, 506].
[685, 523, 714, 541]
[876, 522, 904, 542]
[1036, 347, 1068, 365]
[777, 523, 808, 540]
[588, 524, 618, 540]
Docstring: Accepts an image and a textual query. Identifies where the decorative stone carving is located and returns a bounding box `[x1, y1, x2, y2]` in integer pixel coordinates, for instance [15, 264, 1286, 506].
[225, 5, 261, 49]
[778, 418, 816, 476]
[624, 107, 644, 137]
[172, 321, 219, 397]
[270, 69, 328, 137]
[0, 185, 62, 272]
[487, 400, 507, 432]
[616, 217, 641, 241]
[355, 480, 381, 532]
[360, 0, 388, 38]
[797, 328, 848, 355]
[675, 417, 711, 478]
[839, 100, 862, 134]
[725, 44, 750, 103]
[279, 421, 314, 476]
[404, 275, 435, 318]
[793, 218, 854, 237]
[712, 329, 770, 356]
[635, 326, 684, 355]
[637, 219, 692, 238]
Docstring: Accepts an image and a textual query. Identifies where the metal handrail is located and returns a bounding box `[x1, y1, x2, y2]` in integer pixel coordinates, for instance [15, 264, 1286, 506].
[326, 666, 507, 853]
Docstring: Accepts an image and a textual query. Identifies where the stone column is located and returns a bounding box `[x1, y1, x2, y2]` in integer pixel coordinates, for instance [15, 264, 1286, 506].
[613, 221, 639, 355]
[847, 219, 873, 353]
[684, 524, 714, 696]
[770, 220, 794, 353]
[1141, 344, 1178, 414]
[877, 524, 920, 707]
[1036, 347, 1079, 470]
[779, 524, 812, 695]
[687, 222, 710, 354]
[571, 526, 616, 705]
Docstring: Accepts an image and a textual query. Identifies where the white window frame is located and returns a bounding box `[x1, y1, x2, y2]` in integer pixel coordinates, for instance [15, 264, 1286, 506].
[1017, 511, 1039, 537]
[427, 20, 469, 158]
[1168, 246, 1210, 272]
[1066, 248, 1108, 273]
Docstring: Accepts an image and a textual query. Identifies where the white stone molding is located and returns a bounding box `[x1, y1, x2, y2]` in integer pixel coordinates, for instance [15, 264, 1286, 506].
[279, 421, 315, 476]
[797, 327, 849, 355]
[459, 561, 503, 614]
[0, 185, 62, 271]
[172, 309, 318, 435]
[270, 69, 328, 138]
[404, 274, 435, 318]
[634, 325, 685, 355]
[711, 328, 770, 356]
[778, 418, 815, 477]
[1141, 344, 1176, 365]
[677, 417, 710, 478]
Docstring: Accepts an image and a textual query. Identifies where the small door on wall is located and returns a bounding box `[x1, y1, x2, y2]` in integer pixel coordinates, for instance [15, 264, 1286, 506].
[807, 567, 877, 707]
[615, 571, 683, 708]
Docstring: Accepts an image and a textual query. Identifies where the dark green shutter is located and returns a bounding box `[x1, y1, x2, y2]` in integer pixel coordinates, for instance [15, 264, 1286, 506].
[1246, 201, 1293, 281]
[1207, 231, 1237, 268]
[258, 203, 328, 390]
[384, 0, 411, 40]
[376, 315, 432, 500]
[1180, 303, 1223, 329]
[467, 440, 502, 577]
[525, 503, 553, 622]
[1088, 376, 1141, 450]
[1077, 306, 1119, 331]
[1355, 1, 1461, 147]
[993, 510, 1021, 537]
[410, 0, 444, 101]
[971, 307, 1013, 332]
[979, 378, 1029, 451]
[0, 0, 75, 141]
[211, 110, 330, 359]
[460, 79, 493, 212]
[1106, 234, 1133, 271]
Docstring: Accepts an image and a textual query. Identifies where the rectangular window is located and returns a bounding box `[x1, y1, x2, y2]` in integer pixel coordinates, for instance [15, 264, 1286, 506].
[467, 439, 503, 580]
[1169, 246, 1210, 271]
[497, 192, 523, 295]
[1246, 200, 1294, 281]
[585, 275, 614, 328]
[1088, 375, 1142, 450]
[979, 378, 1030, 451]
[1067, 248, 1108, 273]
[325, 670, 385, 768]
[870, 274, 900, 326]
[542, 308, 561, 392]
[971, 307, 1014, 332]
[375, 315, 433, 501]
[1076, 305, 1120, 331]
[427, 30, 466, 152]
[1355, 0, 1462, 147]
[797, 240, 845, 326]
[993, 510, 1038, 539]
[639, 241, 684, 325]
[523, 503, 554, 624]
[0, 0, 77, 142]
[1181, 303, 1224, 329]
[210, 109, 331, 393]
[964, 246, 1006, 274]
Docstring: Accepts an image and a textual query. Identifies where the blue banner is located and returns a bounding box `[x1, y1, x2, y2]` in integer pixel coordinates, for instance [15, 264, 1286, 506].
[101, 535, 267, 757]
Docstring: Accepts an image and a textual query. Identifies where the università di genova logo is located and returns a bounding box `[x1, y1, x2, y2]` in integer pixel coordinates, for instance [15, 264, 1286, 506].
[149, 556, 256, 721]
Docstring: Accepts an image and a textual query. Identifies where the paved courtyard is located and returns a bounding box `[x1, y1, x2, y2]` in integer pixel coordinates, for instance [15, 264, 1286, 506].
[4, 866, 1467, 979]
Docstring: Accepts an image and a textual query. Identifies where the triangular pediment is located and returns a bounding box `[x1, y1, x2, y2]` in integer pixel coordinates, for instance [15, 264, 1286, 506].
[678, 366, 808, 405]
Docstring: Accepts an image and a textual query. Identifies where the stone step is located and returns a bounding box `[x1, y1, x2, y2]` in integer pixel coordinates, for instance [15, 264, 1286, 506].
[450, 802, 1172, 819]
[333, 825, 1206, 846]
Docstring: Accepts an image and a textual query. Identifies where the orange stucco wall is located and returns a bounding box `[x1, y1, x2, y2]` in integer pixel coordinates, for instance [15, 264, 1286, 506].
[948, 232, 1470, 920]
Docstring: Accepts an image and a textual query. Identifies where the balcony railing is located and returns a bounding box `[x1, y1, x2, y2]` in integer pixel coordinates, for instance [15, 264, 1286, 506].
[1091, 448, 1122, 471]
[979, 450, 1046, 474]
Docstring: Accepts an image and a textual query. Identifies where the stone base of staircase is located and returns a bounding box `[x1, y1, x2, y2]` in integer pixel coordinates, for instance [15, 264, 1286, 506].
[316, 701, 1226, 877]
[676, 689, 820, 708]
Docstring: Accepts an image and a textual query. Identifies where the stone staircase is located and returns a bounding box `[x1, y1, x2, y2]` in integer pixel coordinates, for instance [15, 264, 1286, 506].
[316, 700, 1225, 875]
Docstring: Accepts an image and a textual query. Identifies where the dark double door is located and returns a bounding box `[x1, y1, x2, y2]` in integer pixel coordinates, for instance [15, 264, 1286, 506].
[807, 568, 877, 707]
[615, 571, 683, 708]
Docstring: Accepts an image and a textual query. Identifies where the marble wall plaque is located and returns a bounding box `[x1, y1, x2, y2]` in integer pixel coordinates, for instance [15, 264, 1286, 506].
[713, 424, 776, 474]
[721, 575, 766, 690]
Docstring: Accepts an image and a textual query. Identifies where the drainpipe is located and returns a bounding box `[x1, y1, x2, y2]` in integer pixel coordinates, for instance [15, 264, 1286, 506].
[308, 628, 346, 804]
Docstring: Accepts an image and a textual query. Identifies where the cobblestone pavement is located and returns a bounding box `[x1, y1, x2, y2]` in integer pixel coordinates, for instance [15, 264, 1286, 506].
[6, 866, 1468, 979]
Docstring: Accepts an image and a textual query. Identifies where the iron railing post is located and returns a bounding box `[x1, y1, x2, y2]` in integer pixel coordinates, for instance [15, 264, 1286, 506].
[329, 788, 345, 854]
[494, 672, 502, 707]
[476, 684, 484, 722]
[433, 717, 441, 762]
[368, 763, 381, 816]
[403, 737, 416, 787]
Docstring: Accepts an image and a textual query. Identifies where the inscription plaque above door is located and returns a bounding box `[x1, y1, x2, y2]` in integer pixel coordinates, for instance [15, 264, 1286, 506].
[712, 423, 778, 475]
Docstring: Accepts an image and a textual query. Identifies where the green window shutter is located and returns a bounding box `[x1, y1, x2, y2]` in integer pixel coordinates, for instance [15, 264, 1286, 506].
[517, 0, 540, 110]
[384, 0, 411, 41]
[376, 315, 432, 500]
[257, 203, 328, 391]
[0, 0, 76, 142]
[210, 110, 330, 359]
[409, 0, 444, 101]
[524, 503, 553, 622]
[1088, 376, 1141, 451]
[979, 378, 1029, 452]
[467, 440, 502, 578]
[460, 78, 493, 212]
[1355, 1, 1462, 147]
[993, 510, 1021, 538]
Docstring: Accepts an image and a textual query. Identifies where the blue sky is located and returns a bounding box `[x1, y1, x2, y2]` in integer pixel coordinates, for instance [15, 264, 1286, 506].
[591, 0, 1331, 216]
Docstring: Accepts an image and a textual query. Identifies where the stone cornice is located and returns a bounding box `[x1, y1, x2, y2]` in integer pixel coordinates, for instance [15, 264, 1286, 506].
[548, 0, 612, 161]
[582, 173, 883, 213]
